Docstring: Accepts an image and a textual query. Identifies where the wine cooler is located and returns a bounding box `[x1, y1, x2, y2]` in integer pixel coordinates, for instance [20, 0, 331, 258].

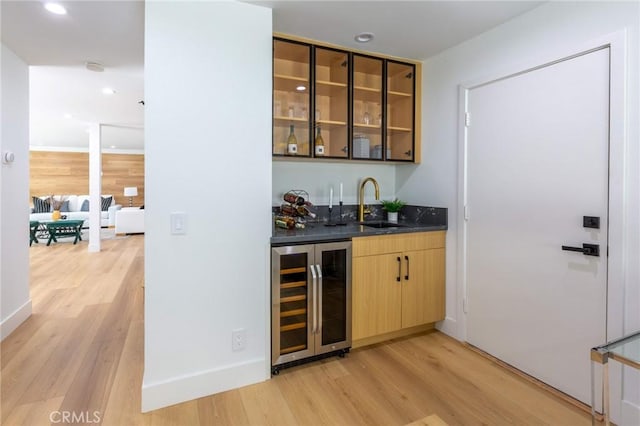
[271, 241, 351, 374]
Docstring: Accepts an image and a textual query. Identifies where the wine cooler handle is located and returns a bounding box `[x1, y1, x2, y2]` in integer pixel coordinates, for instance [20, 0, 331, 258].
[396, 256, 401, 282]
[404, 255, 409, 280]
[310, 265, 317, 334]
[316, 264, 322, 336]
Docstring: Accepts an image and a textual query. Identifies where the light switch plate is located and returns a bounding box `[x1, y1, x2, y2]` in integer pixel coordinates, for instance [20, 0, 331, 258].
[170, 212, 187, 235]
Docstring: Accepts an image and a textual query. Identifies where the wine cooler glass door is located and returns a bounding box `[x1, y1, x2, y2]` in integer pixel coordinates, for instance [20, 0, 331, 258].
[272, 245, 315, 366]
[314, 241, 352, 355]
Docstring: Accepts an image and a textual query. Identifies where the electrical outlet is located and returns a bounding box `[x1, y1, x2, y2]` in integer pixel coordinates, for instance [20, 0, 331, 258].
[232, 328, 246, 351]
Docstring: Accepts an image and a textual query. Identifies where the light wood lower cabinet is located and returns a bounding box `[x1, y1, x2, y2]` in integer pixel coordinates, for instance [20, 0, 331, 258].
[352, 231, 445, 342]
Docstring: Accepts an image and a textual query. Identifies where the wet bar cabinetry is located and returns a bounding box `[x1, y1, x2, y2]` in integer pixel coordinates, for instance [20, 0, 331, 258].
[351, 231, 445, 347]
[273, 35, 421, 163]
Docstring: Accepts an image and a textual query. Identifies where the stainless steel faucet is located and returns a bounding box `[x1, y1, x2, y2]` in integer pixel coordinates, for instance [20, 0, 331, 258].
[358, 177, 380, 222]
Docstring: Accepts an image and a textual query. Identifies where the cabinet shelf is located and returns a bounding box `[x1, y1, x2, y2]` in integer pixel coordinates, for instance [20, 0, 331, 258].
[316, 119, 347, 128]
[281, 322, 306, 332]
[281, 294, 307, 303]
[388, 90, 412, 99]
[281, 308, 307, 318]
[354, 86, 382, 103]
[281, 344, 307, 355]
[354, 85, 381, 92]
[274, 76, 310, 93]
[274, 116, 309, 123]
[354, 123, 381, 129]
[316, 80, 348, 97]
[387, 126, 412, 133]
[280, 267, 306, 275]
[281, 281, 306, 289]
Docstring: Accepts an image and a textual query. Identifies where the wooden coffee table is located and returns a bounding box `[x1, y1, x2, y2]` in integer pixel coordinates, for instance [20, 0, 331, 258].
[45, 220, 84, 246]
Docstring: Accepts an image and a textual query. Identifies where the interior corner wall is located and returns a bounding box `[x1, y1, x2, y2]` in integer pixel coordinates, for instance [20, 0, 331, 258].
[395, 2, 639, 423]
[142, 1, 272, 412]
[1, 44, 31, 340]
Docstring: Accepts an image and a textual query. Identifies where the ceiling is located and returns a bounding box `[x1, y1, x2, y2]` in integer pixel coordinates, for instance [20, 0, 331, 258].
[1, 1, 543, 151]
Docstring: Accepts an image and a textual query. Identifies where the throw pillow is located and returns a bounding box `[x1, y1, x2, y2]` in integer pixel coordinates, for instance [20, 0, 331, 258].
[80, 199, 90, 211]
[32, 196, 51, 213]
[59, 200, 70, 212]
[101, 196, 113, 211]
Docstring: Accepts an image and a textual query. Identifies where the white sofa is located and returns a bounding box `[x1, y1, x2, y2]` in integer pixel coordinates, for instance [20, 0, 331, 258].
[30, 195, 122, 228]
[115, 207, 145, 234]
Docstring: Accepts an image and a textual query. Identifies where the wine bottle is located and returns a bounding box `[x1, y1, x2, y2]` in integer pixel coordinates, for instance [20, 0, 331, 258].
[296, 205, 317, 219]
[314, 127, 325, 156]
[287, 125, 298, 155]
[283, 192, 305, 205]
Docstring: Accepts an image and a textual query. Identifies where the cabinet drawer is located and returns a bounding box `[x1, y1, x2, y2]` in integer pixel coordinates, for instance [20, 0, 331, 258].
[352, 231, 445, 257]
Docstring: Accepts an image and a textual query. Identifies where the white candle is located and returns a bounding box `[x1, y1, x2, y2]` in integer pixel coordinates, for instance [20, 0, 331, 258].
[340, 183, 343, 203]
[329, 187, 333, 209]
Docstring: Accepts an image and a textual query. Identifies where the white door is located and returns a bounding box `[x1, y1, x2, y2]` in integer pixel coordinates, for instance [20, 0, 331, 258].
[465, 47, 610, 404]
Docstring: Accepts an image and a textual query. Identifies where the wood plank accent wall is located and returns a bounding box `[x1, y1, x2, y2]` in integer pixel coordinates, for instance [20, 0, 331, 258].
[29, 152, 145, 207]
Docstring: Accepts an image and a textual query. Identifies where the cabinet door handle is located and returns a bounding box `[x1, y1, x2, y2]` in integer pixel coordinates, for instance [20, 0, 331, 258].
[316, 264, 322, 336]
[404, 255, 409, 280]
[396, 256, 401, 282]
[310, 264, 317, 334]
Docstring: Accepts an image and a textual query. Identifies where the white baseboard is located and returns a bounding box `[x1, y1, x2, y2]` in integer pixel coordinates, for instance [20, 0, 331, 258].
[1, 299, 32, 341]
[436, 316, 459, 340]
[141, 357, 267, 412]
[621, 399, 640, 426]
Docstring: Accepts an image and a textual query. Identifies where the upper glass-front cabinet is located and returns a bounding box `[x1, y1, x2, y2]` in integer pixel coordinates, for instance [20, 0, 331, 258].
[273, 39, 311, 157]
[386, 61, 415, 161]
[352, 54, 383, 161]
[314, 47, 349, 159]
[272, 36, 419, 163]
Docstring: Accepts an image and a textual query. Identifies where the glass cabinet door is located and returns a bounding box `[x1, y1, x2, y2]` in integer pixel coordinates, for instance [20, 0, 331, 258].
[272, 245, 314, 366]
[273, 39, 311, 157]
[386, 61, 415, 161]
[315, 242, 352, 355]
[352, 54, 383, 160]
[314, 47, 349, 158]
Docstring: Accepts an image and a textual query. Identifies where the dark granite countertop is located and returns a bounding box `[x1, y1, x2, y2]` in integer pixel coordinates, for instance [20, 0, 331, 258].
[271, 205, 447, 245]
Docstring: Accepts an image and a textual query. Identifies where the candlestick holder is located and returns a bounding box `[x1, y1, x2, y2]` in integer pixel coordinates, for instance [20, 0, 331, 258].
[336, 201, 347, 226]
[324, 206, 337, 227]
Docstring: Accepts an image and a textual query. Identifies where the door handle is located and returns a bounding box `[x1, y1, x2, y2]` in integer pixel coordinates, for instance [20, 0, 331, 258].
[316, 264, 322, 336]
[404, 255, 409, 280]
[396, 256, 401, 282]
[561, 243, 600, 257]
[310, 265, 317, 333]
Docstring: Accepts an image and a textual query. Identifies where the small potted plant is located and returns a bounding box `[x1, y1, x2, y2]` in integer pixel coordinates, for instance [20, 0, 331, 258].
[381, 198, 406, 223]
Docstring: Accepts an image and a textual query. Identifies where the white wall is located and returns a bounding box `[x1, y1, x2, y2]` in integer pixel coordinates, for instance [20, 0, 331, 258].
[0, 44, 31, 340]
[143, 1, 272, 412]
[272, 161, 396, 206]
[397, 2, 639, 423]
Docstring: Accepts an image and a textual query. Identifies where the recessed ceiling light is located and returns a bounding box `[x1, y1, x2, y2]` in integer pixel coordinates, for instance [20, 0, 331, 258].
[64, 113, 72, 119]
[44, 3, 67, 15]
[85, 62, 104, 72]
[102, 87, 115, 95]
[296, 85, 306, 91]
[355, 32, 374, 43]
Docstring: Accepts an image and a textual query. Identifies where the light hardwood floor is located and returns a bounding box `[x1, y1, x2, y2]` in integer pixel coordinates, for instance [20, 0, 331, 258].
[1, 235, 595, 425]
